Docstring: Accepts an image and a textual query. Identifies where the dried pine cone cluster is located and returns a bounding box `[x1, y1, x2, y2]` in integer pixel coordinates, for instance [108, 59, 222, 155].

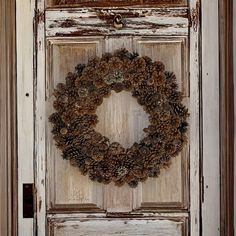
[49, 49, 189, 188]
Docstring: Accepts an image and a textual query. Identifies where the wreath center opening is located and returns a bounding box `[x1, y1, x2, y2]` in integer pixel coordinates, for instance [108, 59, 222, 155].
[95, 90, 150, 149]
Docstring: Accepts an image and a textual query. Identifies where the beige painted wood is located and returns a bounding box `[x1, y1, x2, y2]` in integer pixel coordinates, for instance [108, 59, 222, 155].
[201, 0, 220, 235]
[35, 3, 201, 236]
[96, 91, 149, 212]
[102, 37, 139, 212]
[27, 1, 224, 236]
[189, 1, 200, 235]
[45, 8, 189, 37]
[35, 1, 47, 235]
[96, 91, 149, 149]
[46, 36, 189, 213]
[16, 0, 35, 235]
[48, 218, 187, 236]
[133, 38, 189, 209]
[0, 0, 17, 236]
[134, 37, 189, 96]
[46, 38, 105, 210]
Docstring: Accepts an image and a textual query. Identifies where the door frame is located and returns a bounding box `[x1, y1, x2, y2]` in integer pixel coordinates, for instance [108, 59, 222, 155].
[218, 0, 234, 235]
[0, 0, 234, 235]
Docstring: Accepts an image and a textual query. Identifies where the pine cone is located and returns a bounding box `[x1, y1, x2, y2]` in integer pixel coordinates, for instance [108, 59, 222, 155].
[168, 91, 182, 103]
[147, 167, 160, 177]
[172, 103, 189, 117]
[178, 121, 188, 133]
[63, 147, 81, 160]
[65, 72, 77, 88]
[75, 64, 85, 76]
[128, 179, 139, 188]
[49, 112, 63, 124]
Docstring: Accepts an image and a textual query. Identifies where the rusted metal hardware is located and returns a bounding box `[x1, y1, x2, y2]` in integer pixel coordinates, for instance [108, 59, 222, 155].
[113, 14, 124, 29]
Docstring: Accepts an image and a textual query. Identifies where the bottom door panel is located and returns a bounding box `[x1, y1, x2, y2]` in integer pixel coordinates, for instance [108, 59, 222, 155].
[48, 216, 188, 236]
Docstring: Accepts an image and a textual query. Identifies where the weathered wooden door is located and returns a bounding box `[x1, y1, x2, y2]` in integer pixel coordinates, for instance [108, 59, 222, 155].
[34, 0, 200, 235]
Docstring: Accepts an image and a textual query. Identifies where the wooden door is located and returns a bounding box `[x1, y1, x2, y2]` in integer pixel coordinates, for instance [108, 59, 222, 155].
[35, 0, 200, 235]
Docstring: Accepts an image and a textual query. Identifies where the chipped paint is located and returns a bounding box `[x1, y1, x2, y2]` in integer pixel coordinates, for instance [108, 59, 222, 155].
[46, 8, 189, 37]
[189, 0, 200, 32]
[47, 0, 187, 8]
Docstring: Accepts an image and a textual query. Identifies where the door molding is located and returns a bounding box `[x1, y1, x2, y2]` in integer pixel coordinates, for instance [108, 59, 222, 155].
[0, 0, 234, 235]
[0, 0, 17, 236]
[219, 0, 234, 235]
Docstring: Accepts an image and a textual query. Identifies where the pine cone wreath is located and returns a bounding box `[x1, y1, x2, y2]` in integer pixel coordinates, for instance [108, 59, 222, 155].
[49, 48, 189, 188]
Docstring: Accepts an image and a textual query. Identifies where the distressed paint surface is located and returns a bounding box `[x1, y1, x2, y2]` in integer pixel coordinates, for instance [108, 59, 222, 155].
[189, 0, 200, 235]
[46, 0, 187, 8]
[49, 218, 187, 236]
[201, 0, 220, 235]
[46, 8, 188, 37]
[45, 36, 189, 213]
[46, 38, 105, 211]
[33, 1, 201, 236]
[16, 0, 35, 235]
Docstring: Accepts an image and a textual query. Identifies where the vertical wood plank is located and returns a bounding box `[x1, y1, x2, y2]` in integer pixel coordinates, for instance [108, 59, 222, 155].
[201, 0, 220, 235]
[103, 37, 136, 212]
[0, 0, 17, 236]
[35, 0, 46, 235]
[189, 1, 200, 235]
[134, 37, 189, 96]
[96, 91, 149, 212]
[46, 39, 104, 209]
[133, 38, 189, 209]
[219, 0, 234, 235]
[234, 0, 236, 231]
[16, 0, 35, 235]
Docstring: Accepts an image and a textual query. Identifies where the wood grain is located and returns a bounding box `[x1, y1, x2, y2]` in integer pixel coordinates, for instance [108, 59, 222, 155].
[46, 8, 188, 37]
[46, 37, 189, 213]
[36, 3, 199, 236]
[219, 0, 234, 235]
[0, 0, 17, 236]
[189, 1, 200, 235]
[134, 40, 189, 210]
[14, 0, 234, 236]
[134, 37, 189, 96]
[46, 0, 187, 8]
[201, 0, 220, 235]
[16, 0, 35, 235]
[46, 38, 104, 210]
[102, 37, 141, 213]
[35, 1, 47, 235]
[48, 217, 187, 236]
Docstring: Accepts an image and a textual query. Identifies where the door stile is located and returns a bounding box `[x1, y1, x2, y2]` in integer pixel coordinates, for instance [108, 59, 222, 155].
[35, 0, 47, 236]
[16, 0, 35, 235]
[201, 0, 220, 235]
[189, 0, 200, 235]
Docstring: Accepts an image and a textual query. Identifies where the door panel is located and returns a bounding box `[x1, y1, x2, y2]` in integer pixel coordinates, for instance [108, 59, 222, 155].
[35, 1, 200, 235]
[48, 217, 188, 236]
[134, 37, 189, 96]
[46, 38, 104, 210]
[46, 35, 189, 212]
[45, 9, 188, 37]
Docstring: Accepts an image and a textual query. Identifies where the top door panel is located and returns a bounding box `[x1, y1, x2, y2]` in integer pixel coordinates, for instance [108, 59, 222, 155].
[46, 0, 187, 8]
[45, 8, 189, 37]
